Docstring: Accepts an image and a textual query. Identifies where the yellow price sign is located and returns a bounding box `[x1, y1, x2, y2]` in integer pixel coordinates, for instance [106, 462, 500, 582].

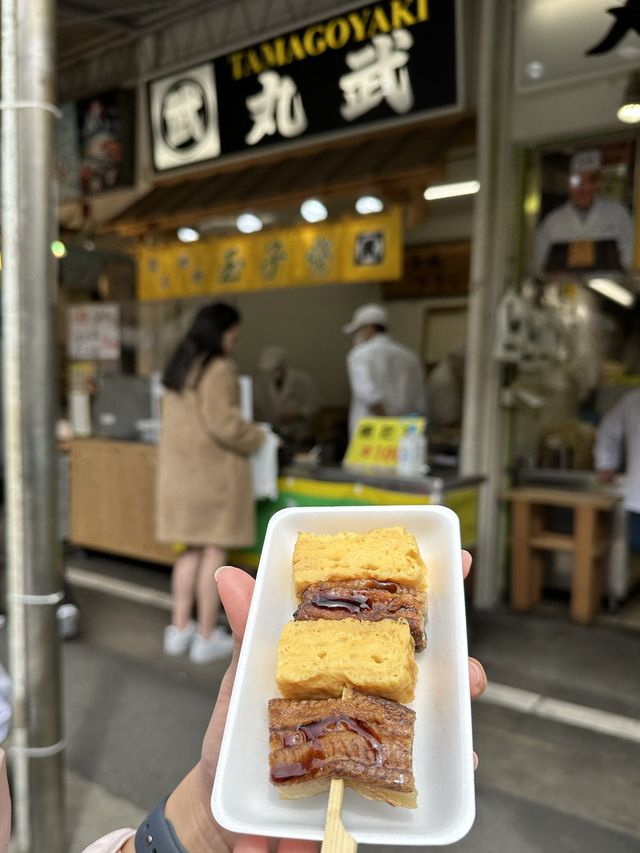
[344, 416, 425, 469]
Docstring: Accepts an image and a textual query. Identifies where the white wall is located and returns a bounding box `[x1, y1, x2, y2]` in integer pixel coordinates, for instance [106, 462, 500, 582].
[386, 297, 469, 360]
[406, 207, 474, 245]
[512, 74, 628, 145]
[234, 282, 382, 407]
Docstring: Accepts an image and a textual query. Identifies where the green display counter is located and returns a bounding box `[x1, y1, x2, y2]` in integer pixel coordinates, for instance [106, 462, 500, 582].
[232, 469, 482, 569]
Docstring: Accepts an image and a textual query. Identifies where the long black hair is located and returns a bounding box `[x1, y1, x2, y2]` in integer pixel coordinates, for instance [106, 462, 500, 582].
[163, 302, 241, 392]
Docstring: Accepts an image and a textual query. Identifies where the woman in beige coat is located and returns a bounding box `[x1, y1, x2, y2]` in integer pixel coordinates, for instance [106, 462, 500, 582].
[157, 302, 264, 663]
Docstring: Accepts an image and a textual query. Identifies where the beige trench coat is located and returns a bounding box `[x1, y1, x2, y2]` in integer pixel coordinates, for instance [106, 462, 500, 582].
[156, 357, 264, 548]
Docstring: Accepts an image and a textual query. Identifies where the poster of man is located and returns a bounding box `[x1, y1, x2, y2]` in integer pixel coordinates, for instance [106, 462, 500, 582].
[77, 90, 135, 195]
[534, 143, 635, 278]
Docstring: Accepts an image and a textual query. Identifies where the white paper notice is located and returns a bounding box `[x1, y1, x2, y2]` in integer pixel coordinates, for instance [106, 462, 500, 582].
[68, 303, 121, 360]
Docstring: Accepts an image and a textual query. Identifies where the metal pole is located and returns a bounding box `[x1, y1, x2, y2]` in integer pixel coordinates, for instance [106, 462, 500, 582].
[460, 0, 516, 608]
[1, 0, 65, 848]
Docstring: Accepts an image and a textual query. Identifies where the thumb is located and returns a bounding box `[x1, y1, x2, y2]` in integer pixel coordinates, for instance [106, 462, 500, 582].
[200, 567, 255, 780]
[215, 566, 255, 643]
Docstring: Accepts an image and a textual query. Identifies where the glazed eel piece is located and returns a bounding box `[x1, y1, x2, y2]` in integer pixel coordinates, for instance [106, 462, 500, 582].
[268, 690, 417, 808]
[293, 579, 427, 652]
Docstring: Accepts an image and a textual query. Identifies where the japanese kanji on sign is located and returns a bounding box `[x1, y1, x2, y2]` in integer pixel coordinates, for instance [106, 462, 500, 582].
[137, 208, 403, 300]
[148, 0, 461, 172]
[344, 416, 426, 469]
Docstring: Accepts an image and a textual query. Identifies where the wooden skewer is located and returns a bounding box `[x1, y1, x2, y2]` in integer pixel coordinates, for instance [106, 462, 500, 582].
[322, 777, 356, 853]
[321, 687, 357, 853]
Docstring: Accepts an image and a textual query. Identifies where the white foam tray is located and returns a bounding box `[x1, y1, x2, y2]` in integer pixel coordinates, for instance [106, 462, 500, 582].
[212, 505, 475, 845]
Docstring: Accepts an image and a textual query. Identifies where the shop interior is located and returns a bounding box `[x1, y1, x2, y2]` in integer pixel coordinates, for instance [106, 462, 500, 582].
[56, 118, 640, 623]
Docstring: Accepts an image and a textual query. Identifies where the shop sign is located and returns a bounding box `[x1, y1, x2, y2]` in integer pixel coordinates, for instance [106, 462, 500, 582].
[148, 0, 460, 171]
[77, 90, 136, 195]
[384, 240, 470, 299]
[344, 416, 425, 469]
[149, 64, 221, 171]
[68, 304, 121, 361]
[137, 207, 403, 300]
[291, 224, 341, 286]
[56, 89, 135, 203]
[517, 0, 640, 91]
[56, 90, 136, 199]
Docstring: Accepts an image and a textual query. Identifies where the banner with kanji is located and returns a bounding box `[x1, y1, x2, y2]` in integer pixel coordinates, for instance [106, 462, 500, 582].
[137, 207, 403, 300]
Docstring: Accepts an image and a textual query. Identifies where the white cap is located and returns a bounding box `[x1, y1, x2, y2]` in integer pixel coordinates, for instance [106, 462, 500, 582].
[342, 303, 388, 334]
[259, 345, 287, 372]
[570, 149, 602, 174]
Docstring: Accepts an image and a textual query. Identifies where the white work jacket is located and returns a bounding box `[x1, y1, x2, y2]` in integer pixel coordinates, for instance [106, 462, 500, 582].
[254, 367, 317, 426]
[535, 197, 634, 273]
[594, 389, 640, 512]
[347, 333, 426, 435]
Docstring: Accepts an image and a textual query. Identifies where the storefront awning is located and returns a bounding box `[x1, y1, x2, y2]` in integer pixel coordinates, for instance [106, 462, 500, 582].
[106, 117, 474, 236]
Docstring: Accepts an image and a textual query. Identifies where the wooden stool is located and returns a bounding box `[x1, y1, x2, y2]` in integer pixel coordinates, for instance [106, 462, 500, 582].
[503, 487, 619, 625]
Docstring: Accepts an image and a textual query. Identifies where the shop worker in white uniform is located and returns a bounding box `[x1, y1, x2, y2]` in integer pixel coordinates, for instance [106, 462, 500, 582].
[595, 388, 640, 554]
[535, 149, 634, 275]
[344, 303, 426, 435]
[254, 345, 318, 445]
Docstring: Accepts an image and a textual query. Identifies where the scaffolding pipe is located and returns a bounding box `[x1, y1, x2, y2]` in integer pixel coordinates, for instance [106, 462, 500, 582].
[1, 0, 66, 849]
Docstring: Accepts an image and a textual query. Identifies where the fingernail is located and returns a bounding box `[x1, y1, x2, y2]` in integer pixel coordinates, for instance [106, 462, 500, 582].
[470, 660, 483, 687]
[473, 752, 479, 771]
[214, 566, 232, 583]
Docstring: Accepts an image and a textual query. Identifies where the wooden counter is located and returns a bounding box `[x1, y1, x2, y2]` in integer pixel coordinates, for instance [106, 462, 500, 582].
[69, 438, 174, 564]
[69, 438, 482, 570]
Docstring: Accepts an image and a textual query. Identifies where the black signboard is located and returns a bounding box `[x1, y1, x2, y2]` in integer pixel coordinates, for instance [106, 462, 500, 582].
[149, 0, 460, 172]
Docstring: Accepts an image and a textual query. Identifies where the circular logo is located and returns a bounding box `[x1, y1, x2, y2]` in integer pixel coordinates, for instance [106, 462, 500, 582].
[160, 78, 209, 152]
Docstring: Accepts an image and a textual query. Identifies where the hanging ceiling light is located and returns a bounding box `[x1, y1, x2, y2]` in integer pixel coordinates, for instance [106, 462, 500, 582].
[236, 213, 263, 234]
[617, 71, 640, 124]
[300, 198, 328, 223]
[177, 226, 200, 243]
[355, 195, 384, 215]
[424, 180, 480, 201]
[587, 277, 635, 308]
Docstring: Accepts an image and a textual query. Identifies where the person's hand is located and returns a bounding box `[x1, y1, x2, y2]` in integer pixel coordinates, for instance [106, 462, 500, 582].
[462, 551, 488, 769]
[125, 569, 316, 853]
[130, 552, 487, 852]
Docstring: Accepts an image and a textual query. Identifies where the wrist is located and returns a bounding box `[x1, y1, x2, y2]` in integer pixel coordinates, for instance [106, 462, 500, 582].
[164, 766, 227, 853]
[125, 768, 227, 853]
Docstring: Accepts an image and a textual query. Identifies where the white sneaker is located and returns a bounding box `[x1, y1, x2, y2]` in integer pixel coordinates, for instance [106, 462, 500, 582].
[163, 620, 196, 656]
[189, 627, 234, 664]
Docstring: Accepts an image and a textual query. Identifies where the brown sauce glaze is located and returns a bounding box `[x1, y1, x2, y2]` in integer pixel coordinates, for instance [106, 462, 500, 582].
[311, 591, 372, 612]
[271, 714, 382, 782]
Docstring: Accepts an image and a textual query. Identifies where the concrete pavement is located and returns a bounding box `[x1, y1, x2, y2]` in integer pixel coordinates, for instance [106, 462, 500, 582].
[4, 552, 640, 851]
